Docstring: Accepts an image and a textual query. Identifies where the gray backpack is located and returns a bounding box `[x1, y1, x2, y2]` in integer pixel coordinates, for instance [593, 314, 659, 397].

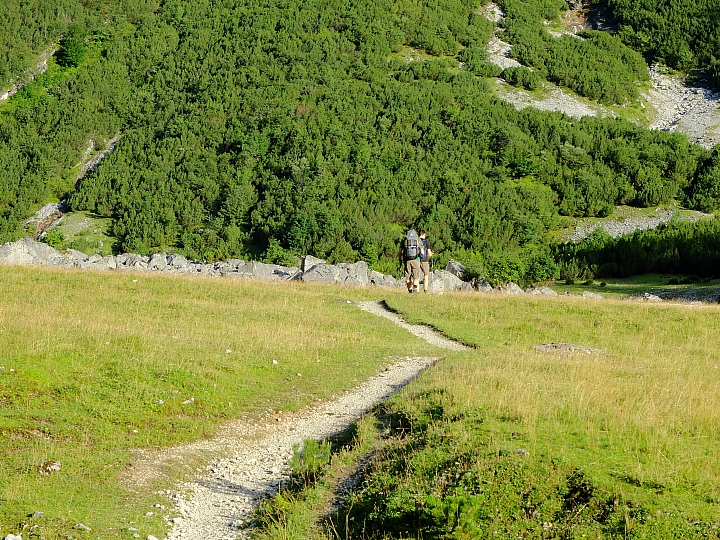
[404, 229, 420, 259]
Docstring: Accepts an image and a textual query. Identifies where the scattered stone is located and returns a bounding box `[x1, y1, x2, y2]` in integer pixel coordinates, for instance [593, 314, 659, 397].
[642, 286, 720, 303]
[38, 461, 61, 475]
[516, 449, 530, 456]
[31, 511, 44, 519]
[4, 534, 22, 540]
[581, 291, 603, 299]
[0, 238, 495, 294]
[498, 282, 524, 295]
[642, 292, 663, 303]
[472, 277, 494, 292]
[525, 286, 558, 296]
[73, 524, 91, 532]
[533, 343, 605, 355]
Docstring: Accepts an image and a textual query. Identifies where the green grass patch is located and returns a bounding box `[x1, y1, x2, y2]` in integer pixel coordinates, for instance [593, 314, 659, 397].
[0, 266, 443, 539]
[251, 291, 720, 539]
[342, 293, 720, 537]
[43, 211, 119, 256]
[548, 273, 720, 299]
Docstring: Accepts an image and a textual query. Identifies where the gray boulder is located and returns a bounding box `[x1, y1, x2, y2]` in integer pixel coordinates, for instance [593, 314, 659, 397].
[445, 260, 466, 279]
[148, 253, 168, 271]
[301, 263, 344, 284]
[221, 259, 245, 274]
[187, 262, 217, 276]
[338, 261, 370, 286]
[428, 270, 473, 292]
[66, 249, 89, 263]
[0, 238, 64, 266]
[498, 282, 524, 295]
[473, 277, 493, 292]
[167, 253, 189, 270]
[99, 255, 117, 270]
[78, 253, 101, 269]
[273, 266, 302, 280]
[368, 269, 398, 288]
[236, 261, 277, 280]
[301, 255, 325, 272]
[525, 286, 558, 296]
[116, 253, 148, 270]
[582, 291, 604, 299]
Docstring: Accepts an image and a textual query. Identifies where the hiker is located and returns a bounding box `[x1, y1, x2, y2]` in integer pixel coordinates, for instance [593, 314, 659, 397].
[419, 230, 434, 293]
[398, 229, 421, 293]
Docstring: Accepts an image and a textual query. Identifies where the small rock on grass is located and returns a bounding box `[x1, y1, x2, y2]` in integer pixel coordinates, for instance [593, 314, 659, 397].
[38, 461, 61, 475]
[4, 534, 22, 540]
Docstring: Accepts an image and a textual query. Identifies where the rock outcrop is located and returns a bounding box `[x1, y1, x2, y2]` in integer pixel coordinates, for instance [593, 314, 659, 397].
[1, 238, 501, 292]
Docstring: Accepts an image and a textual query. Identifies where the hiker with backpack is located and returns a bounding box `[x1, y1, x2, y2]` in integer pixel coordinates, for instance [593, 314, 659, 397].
[398, 229, 422, 293]
[419, 230, 434, 293]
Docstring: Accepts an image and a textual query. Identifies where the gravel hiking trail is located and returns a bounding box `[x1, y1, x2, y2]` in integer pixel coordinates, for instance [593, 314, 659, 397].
[128, 301, 467, 540]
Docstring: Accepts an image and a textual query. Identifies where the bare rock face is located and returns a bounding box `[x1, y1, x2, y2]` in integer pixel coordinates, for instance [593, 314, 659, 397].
[0, 238, 66, 265]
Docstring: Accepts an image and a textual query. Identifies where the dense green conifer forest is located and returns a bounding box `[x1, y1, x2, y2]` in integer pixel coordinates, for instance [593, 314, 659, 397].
[1, 0, 719, 281]
[608, 0, 720, 87]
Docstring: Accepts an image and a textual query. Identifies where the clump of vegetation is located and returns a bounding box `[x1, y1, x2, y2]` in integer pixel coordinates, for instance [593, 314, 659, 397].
[502, 65, 540, 90]
[608, 0, 720, 88]
[289, 439, 332, 486]
[55, 24, 87, 68]
[552, 218, 720, 279]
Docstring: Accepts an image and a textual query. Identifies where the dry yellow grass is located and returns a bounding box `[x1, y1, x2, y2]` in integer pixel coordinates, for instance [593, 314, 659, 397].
[0, 265, 435, 539]
[386, 293, 720, 515]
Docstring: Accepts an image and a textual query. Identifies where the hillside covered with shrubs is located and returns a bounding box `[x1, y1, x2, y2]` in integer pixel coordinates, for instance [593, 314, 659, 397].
[1, 0, 720, 283]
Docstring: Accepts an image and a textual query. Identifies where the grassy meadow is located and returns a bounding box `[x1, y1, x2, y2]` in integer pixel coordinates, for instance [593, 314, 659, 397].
[549, 273, 720, 300]
[3, 265, 720, 539]
[257, 292, 720, 539]
[0, 265, 436, 539]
